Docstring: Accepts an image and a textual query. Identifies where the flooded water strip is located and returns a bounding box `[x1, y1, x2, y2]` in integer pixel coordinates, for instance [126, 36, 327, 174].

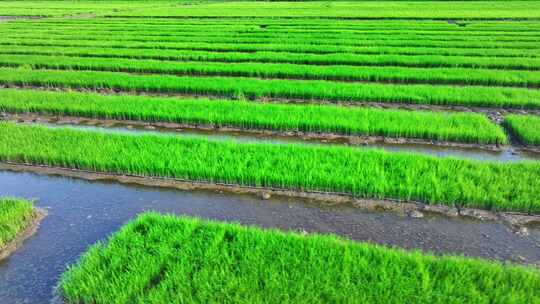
[0, 170, 538, 303]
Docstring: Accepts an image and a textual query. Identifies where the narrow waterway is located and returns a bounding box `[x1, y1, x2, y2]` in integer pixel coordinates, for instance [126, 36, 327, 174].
[0, 170, 539, 303]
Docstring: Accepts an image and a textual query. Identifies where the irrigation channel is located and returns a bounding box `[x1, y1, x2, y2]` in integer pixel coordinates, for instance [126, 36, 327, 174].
[19, 121, 540, 162]
[0, 170, 539, 303]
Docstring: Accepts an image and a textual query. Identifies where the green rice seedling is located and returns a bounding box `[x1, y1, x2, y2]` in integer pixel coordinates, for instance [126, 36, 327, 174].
[0, 122, 538, 213]
[0, 197, 34, 247]
[4, 31, 540, 58]
[109, 1, 540, 20]
[0, 88, 508, 144]
[1, 54, 539, 88]
[59, 213, 540, 304]
[2, 45, 540, 70]
[2, 37, 540, 54]
[504, 114, 540, 146]
[1, 67, 539, 109]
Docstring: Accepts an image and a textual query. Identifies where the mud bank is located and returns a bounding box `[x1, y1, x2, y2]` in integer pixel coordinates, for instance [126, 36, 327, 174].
[1, 162, 538, 227]
[0, 208, 46, 261]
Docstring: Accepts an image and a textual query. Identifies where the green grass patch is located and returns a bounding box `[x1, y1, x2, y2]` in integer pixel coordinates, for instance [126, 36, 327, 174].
[60, 212, 540, 304]
[0, 89, 508, 144]
[0, 197, 34, 248]
[0, 121, 537, 213]
[1, 67, 540, 109]
[505, 114, 540, 146]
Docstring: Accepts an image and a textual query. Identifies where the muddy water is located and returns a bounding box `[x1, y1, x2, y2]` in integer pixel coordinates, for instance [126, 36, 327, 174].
[0, 170, 539, 303]
[45, 122, 540, 162]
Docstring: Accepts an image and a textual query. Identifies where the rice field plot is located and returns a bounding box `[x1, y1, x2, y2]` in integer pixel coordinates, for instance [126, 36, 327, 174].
[505, 114, 540, 146]
[1, 1, 540, 303]
[59, 213, 540, 304]
[1, 122, 538, 213]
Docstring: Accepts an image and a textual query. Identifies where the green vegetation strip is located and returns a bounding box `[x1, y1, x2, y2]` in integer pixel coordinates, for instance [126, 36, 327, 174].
[505, 115, 540, 146]
[1, 67, 540, 109]
[60, 213, 540, 304]
[0, 122, 538, 213]
[2, 54, 540, 88]
[0, 89, 507, 144]
[5, 31, 540, 50]
[2, 37, 539, 54]
[0, 197, 34, 248]
[6, 27, 540, 43]
[109, 1, 540, 20]
[4, 45, 540, 70]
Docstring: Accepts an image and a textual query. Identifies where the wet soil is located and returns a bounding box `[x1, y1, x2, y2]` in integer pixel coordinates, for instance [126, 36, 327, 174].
[0, 170, 539, 303]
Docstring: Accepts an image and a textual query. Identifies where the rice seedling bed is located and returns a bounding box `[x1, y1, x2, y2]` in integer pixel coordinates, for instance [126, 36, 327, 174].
[1, 67, 540, 109]
[0, 197, 34, 249]
[505, 114, 540, 146]
[109, 1, 540, 20]
[3, 37, 540, 54]
[3, 54, 540, 88]
[59, 213, 540, 304]
[1, 121, 539, 213]
[6, 27, 540, 44]
[3, 45, 540, 70]
[0, 88, 507, 145]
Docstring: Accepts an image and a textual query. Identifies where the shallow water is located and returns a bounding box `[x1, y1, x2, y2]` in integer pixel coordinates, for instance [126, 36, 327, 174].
[0, 170, 539, 303]
[47, 121, 540, 162]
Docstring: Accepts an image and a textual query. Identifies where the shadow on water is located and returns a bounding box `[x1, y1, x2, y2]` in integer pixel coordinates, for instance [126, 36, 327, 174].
[41, 122, 540, 162]
[0, 170, 539, 303]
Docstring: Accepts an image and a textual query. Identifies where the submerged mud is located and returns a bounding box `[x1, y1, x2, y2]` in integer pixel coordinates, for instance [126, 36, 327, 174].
[0, 169, 538, 303]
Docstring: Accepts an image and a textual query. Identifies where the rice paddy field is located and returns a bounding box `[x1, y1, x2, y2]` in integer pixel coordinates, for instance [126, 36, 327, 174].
[1, 0, 540, 303]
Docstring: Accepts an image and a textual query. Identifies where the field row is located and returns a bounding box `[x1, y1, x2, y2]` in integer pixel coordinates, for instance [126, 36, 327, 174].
[505, 115, 540, 146]
[1, 121, 539, 213]
[4, 45, 540, 71]
[6, 54, 540, 88]
[106, 1, 540, 20]
[4, 43, 540, 71]
[59, 213, 540, 303]
[15, 18, 540, 31]
[4, 37, 540, 54]
[6, 23, 540, 41]
[10, 16, 540, 31]
[1, 67, 540, 109]
[3, 1, 540, 20]
[0, 89, 508, 145]
[4, 33, 540, 57]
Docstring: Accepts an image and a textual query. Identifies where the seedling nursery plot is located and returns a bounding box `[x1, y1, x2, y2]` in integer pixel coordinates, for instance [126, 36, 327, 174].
[0, 1, 540, 303]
